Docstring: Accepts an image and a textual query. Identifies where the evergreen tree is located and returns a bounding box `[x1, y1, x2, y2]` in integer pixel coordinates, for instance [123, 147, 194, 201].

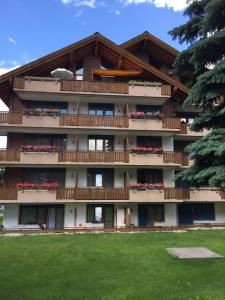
[169, 0, 225, 188]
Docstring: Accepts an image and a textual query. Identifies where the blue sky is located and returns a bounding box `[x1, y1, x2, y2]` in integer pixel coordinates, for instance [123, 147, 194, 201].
[0, 0, 188, 146]
[0, 0, 187, 74]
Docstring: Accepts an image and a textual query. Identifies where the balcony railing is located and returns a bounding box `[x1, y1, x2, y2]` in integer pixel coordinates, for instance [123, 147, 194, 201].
[59, 114, 129, 128]
[164, 188, 190, 200]
[0, 149, 188, 166]
[0, 186, 224, 202]
[163, 152, 189, 166]
[0, 111, 207, 136]
[58, 150, 129, 163]
[61, 80, 129, 94]
[57, 187, 129, 200]
[13, 77, 172, 97]
[0, 187, 18, 200]
[0, 149, 20, 161]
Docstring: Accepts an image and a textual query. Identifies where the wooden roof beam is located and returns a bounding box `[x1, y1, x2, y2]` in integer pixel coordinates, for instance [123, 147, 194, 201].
[94, 40, 99, 56]
[117, 55, 123, 69]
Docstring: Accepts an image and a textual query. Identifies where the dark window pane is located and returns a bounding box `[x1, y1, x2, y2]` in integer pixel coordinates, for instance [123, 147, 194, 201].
[154, 205, 164, 222]
[193, 204, 215, 221]
[87, 206, 95, 222]
[37, 207, 47, 224]
[20, 207, 36, 224]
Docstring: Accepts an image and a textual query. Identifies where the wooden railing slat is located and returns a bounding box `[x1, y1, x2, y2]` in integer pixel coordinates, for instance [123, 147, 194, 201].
[56, 188, 129, 200]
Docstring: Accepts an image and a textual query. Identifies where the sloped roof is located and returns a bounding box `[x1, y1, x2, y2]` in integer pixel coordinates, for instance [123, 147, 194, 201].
[0, 32, 189, 104]
[121, 31, 178, 58]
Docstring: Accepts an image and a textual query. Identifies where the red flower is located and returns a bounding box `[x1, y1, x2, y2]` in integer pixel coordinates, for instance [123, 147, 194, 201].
[128, 183, 164, 189]
[16, 182, 59, 190]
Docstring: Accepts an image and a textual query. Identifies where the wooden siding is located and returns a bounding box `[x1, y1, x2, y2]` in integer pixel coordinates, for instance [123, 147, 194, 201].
[57, 188, 129, 200]
[13, 77, 25, 89]
[161, 85, 171, 96]
[0, 112, 23, 124]
[0, 149, 20, 161]
[162, 117, 181, 130]
[61, 80, 129, 94]
[59, 114, 129, 128]
[59, 150, 129, 163]
[164, 188, 190, 200]
[163, 152, 188, 166]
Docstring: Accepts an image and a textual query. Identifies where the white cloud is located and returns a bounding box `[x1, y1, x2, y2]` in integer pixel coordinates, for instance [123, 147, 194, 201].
[9, 37, 16, 43]
[74, 9, 83, 16]
[60, 0, 96, 8]
[121, 0, 188, 11]
[115, 10, 121, 15]
[0, 66, 20, 76]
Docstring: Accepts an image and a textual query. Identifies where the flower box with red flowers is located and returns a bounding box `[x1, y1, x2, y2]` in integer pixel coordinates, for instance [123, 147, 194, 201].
[21, 145, 60, 153]
[130, 112, 145, 119]
[130, 111, 161, 119]
[128, 183, 164, 190]
[130, 147, 163, 154]
[24, 108, 60, 117]
[16, 182, 59, 190]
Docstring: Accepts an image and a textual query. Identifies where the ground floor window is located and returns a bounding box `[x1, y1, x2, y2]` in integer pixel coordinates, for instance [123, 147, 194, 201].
[87, 204, 114, 227]
[138, 204, 165, 227]
[19, 205, 64, 228]
[20, 205, 47, 224]
[178, 203, 215, 225]
[193, 203, 215, 221]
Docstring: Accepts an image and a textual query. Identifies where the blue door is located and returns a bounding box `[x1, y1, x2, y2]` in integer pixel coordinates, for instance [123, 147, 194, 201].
[138, 205, 148, 227]
[178, 204, 193, 225]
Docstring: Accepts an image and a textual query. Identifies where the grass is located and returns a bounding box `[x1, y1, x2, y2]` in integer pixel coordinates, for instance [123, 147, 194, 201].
[1, 230, 225, 300]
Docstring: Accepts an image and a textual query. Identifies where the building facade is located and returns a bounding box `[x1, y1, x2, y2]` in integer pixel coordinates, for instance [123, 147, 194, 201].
[0, 32, 224, 230]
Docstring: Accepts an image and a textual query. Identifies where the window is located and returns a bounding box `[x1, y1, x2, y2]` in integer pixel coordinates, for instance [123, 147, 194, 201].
[137, 169, 163, 184]
[88, 103, 114, 116]
[193, 203, 215, 221]
[26, 101, 68, 114]
[22, 168, 65, 187]
[87, 206, 103, 223]
[137, 136, 161, 148]
[20, 206, 47, 224]
[136, 105, 161, 115]
[154, 205, 164, 222]
[24, 134, 67, 150]
[88, 135, 114, 151]
[87, 169, 114, 188]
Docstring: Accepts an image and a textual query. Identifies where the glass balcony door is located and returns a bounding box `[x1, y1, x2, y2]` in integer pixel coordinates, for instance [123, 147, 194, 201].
[87, 168, 114, 188]
[88, 103, 114, 116]
[88, 135, 114, 152]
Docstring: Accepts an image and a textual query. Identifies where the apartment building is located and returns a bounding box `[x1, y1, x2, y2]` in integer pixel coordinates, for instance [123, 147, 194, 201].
[0, 32, 224, 230]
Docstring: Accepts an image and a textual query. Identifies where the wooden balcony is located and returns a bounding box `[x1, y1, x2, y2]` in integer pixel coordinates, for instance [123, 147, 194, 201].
[58, 150, 129, 163]
[129, 117, 181, 131]
[57, 188, 129, 201]
[0, 149, 188, 167]
[13, 77, 171, 98]
[0, 111, 207, 136]
[179, 123, 208, 137]
[129, 152, 188, 167]
[1, 187, 224, 203]
[130, 188, 190, 203]
[59, 114, 129, 128]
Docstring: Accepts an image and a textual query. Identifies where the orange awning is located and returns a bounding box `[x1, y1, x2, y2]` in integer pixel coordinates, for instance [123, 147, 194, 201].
[93, 69, 142, 77]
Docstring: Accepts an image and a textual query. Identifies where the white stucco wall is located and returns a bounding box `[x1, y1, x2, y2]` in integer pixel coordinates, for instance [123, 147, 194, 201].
[3, 204, 39, 229]
[64, 203, 87, 227]
[163, 169, 175, 187]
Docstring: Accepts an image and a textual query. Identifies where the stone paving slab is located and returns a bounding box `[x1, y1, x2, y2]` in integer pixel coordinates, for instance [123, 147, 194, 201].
[167, 247, 224, 259]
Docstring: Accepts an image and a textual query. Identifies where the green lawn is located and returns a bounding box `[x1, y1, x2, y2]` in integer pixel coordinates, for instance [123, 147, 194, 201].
[1, 231, 225, 300]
